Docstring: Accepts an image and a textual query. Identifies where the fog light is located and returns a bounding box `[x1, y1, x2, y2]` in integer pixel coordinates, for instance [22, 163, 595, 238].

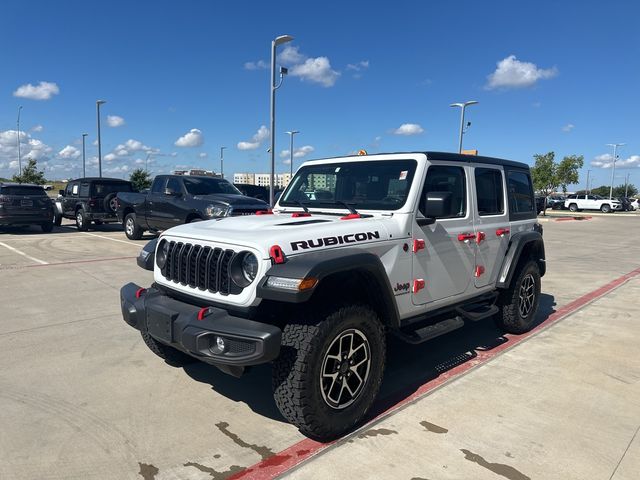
[216, 336, 226, 352]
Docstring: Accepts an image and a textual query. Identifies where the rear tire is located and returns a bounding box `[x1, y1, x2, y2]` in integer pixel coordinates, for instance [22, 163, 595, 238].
[75, 209, 89, 231]
[272, 305, 386, 441]
[496, 260, 541, 334]
[568, 203, 578, 212]
[140, 331, 197, 367]
[53, 212, 62, 226]
[601, 204, 611, 213]
[124, 213, 144, 240]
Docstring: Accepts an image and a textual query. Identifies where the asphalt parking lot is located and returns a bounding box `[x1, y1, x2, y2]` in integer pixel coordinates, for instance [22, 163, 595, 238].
[1, 215, 639, 480]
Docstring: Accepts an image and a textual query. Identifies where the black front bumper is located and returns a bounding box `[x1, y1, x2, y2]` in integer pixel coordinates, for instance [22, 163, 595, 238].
[120, 283, 281, 373]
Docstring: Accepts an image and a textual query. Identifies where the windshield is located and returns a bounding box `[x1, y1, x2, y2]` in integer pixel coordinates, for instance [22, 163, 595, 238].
[183, 177, 241, 195]
[280, 159, 417, 211]
[92, 182, 133, 196]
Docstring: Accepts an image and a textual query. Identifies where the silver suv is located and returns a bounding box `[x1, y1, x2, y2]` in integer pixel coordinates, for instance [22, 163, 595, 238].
[120, 151, 545, 440]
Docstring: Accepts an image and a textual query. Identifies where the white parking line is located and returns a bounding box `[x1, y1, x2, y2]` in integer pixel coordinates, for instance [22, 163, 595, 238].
[0, 241, 49, 265]
[80, 232, 143, 247]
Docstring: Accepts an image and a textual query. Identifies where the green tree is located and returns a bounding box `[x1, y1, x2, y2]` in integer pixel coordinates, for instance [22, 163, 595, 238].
[11, 158, 46, 184]
[129, 168, 152, 191]
[556, 155, 584, 193]
[530, 152, 558, 215]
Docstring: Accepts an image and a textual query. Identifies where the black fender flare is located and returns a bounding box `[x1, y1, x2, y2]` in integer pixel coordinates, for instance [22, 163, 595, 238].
[256, 248, 400, 327]
[496, 231, 546, 289]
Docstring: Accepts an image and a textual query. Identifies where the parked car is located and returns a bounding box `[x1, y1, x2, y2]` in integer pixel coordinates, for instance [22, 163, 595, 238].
[547, 195, 566, 209]
[630, 198, 639, 211]
[0, 183, 54, 232]
[57, 177, 135, 230]
[234, 184, 269, 202]
[116, 175, 269, 240]
[535, 196, 546, 214]
[616, 197, 634, 211]
[564, 194, 622, 213]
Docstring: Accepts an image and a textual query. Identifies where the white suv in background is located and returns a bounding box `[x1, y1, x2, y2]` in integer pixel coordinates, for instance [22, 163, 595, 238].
[564, 194, 622, 213]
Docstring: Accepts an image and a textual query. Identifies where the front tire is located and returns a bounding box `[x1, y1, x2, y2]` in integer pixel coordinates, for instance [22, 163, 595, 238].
[496, 260, 541, 334]
[568, 203, 578, 212]
[140, 331, 197, 367]
[601, 204, 611, 213]
[75, 209, 89, 231]
[124, 213, 144, 240]
[272, 305, 386, 441]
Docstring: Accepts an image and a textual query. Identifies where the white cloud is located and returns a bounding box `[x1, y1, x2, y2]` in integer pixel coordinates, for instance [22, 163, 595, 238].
[0, 129, 53, 167]
[175, 128, 204, 147]
[486, 55, 557, 90]
[393, 123, 424, 136]
[591, 154, 640, 169]
[13, 81, 60, 100]
[290, 57, 340, 87]
[104, 165, 130, 174]
[104, 153, 118, 162]
[31, 125, 44, 132]
[107, 115, 125, 127]
[346, 60, 369, 71]
[280, 145, 315, 162]
[244, 60, 268, 70]
[237, 125, 270, 150]
[562, 123, 575, 132]
[58, 145, 81, 159]
[278, 46, 306, 65]
[199, 152, 208, 158]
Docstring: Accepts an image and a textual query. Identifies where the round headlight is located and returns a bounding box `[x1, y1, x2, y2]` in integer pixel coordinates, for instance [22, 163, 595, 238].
[156, 240, 169, 268]
[241, 253, 259, 282]
[230, 252, 259, 288]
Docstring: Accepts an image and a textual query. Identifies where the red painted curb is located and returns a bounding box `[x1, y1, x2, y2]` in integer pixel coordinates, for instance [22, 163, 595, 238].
[230, 266, 640, 480]
[24, 256, 137, 268]
[555, 216, 592, 222]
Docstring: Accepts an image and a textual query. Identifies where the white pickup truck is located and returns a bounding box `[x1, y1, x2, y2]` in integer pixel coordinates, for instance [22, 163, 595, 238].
[564, 194, 622, 213]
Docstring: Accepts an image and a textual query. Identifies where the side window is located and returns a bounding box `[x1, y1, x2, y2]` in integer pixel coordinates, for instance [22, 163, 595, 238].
[475, 168, 504, 216]
[65, 183, 75, 196]
[507, 171, 534, 214]
[587, 195, 596, 200]
[79, 183, 90, 197]
[71, 184, 79, 196]
[166, 177, 182, 194]
[151, 177, 166, 194]
[420, 165, 467, 219]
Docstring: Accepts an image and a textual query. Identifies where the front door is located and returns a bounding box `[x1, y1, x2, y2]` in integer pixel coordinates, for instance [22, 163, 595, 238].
[472, 165, 509, 288]
[412, 163, 476, 305]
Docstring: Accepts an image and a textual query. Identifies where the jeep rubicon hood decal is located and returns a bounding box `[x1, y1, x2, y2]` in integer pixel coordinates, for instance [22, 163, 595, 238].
[290, 231, 381, 251]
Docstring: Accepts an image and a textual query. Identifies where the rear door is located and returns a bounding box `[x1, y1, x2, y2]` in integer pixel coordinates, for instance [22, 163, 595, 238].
[472, 166, 509, 288]
[412, 163, 476, 305]
[146, 176, 168, 229]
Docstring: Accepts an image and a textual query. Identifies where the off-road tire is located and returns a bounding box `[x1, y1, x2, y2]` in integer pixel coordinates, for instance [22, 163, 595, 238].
[272, 305, 386, 441]
[568, 203, 578, 212]
[75, 209, 89, 231]
[140, 331, 197, 367]
[124, 213, 144, 240]
[496, 260, 541, 334]
[600, 204, 611, 213]
[104, 193, 118, 213]
[41, 222, 53, 233]
[53, 212, 62, 226]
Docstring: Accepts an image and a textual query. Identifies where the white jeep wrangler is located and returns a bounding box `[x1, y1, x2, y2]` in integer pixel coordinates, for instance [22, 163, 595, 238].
[121, 151, 546, 440]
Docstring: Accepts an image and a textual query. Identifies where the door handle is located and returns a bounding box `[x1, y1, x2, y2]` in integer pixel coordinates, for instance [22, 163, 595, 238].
[496, 228, 510, 236]
[476, 231, 486, 244]
[457, 233, 475, 242]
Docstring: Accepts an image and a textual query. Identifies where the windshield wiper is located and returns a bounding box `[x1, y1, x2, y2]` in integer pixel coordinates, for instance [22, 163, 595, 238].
[295, 200, 310, 213]
[336, 200, 358, 215]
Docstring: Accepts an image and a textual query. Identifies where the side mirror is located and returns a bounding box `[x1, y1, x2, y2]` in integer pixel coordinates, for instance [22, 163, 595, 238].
[420, 191, 452, 224]
[164, 187, 180, 196]
[59, 189, 65, 196]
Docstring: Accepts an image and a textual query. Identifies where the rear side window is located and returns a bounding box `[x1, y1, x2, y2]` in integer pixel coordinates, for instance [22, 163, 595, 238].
[0, 186, 46, 196]
[507, 171, 534, 215]
[79, 183, 90, 197]
[151, 177, 166, 193]
[420, 165, 467, 219]
[475, 168, 504, 216]
[92, 182, 132, 196]
[166, 177, 182, 193]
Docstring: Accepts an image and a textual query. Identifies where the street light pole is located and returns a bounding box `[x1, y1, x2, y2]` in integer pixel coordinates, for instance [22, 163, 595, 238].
[16, 106, 23, 176]
[96, 100, 106, 178]
[450, 101, 478, 153]
[220, 146, 226, 178]
[285, 130, 300, 177]
[269, 34, 294, 206]
[82, 133, 88, 177]
[624, 173, 630, 197]
[606, 143, 625, 199]
[586, 169, 591, 194]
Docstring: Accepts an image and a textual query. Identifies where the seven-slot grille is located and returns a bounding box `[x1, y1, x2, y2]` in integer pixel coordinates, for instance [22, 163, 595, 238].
[161, 241, 240, 295]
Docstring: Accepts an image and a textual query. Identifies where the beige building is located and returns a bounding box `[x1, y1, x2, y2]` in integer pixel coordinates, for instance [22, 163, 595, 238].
[233, 173, 255, 185]
[235, 173, 292, 188]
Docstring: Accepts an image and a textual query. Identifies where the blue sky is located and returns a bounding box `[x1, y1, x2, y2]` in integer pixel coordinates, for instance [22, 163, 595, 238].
[0, 0, 638, 190]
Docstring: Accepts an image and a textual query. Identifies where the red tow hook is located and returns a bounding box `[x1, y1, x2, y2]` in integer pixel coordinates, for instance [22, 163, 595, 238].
[340, 213, 361, 220]
[197, 307, 213, 321]
[135, 288, 147, 299]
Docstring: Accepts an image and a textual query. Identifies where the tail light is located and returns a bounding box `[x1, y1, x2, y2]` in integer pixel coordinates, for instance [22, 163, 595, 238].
[0, 197, 11, 204]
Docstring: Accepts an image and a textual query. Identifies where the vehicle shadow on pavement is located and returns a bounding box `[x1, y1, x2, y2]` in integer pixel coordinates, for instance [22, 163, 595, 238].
[179, 293, 556, 426]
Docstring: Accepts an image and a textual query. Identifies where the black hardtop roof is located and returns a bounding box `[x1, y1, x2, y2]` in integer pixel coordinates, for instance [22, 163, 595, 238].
[312, 151, 530, 170]
[68, 177, 132, 183]
[0, 182, 45, 188]
[156, 174, 225, 179]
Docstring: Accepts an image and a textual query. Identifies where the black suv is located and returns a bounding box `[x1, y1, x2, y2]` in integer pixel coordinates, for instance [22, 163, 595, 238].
[0, 183, 54, 232]
[57, 177, 134, 231]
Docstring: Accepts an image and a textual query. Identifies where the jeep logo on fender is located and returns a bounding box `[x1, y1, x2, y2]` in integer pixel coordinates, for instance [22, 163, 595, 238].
[393, 282, 410, 295]
[291, 231, 381, 251]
